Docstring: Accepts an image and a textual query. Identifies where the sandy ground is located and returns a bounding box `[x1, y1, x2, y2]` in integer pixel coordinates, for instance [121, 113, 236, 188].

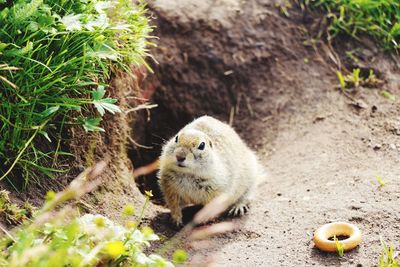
[134, 0, 400, 266]
[201, 90, 400, 266]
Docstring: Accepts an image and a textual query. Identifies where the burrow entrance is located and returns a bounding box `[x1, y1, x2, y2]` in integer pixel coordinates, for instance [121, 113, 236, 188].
[126, 1, 347, 204]
[126, 2, 285, 203]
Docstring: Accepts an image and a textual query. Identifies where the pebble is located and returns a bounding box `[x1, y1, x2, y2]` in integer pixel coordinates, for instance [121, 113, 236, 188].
[373, 143, 382, 150]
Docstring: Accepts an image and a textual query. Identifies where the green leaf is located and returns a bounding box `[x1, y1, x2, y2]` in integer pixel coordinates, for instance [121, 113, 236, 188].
[92, 85, 120, 116]
[352, 68, 360, 87]
[88, 42, 120, 61]
[39, 131, 51, 142]
[27, 21, 39, 32]
[93, 98, 121, 116]
[337, 71, 346, 89]
[60, 13, 83, 31]
[40, 106, 59, 117]
[333, 235, 344, 257]
[92, 85, 105, 101]
[94, 103, 105, 116]
[0, 42, 9, 52]
[4, 41, 34, 57]
[381, 90, 396, 101]
[82, 117, 104, 132]
[375, 175, 386, 187]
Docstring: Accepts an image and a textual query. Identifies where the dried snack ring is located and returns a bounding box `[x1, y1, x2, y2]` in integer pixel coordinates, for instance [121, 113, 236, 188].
[314, 222, 362, 252]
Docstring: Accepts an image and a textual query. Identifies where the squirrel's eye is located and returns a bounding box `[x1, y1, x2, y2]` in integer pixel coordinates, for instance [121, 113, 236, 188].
[198, 142, 205, 150]
[175, 136, 178, 143]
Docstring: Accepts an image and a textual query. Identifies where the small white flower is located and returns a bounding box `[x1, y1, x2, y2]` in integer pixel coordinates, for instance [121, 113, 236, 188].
[95, 1, 114, 14]
[146, 233, 159, 241]
[148, 254, 174, 267]
[112, 225, 127, 240]
[60, 14, 83, 31]
[135, 252, 150, 265]
[78, 213, 95, 224]
[130, 229, 145, 243]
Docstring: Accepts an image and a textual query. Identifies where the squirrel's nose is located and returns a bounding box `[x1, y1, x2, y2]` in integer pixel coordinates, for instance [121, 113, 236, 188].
[176, 155, 186, 162]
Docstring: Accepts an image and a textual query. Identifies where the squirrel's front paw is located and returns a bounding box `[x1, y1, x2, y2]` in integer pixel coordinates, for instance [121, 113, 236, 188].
[170, 212, 183, 228]
[174, 219, 183, 228]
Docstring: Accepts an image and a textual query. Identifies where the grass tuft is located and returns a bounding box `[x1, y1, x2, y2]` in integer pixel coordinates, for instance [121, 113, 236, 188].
[336, 68, 385, 89]
[0, 0, 152, 186]
[333, 235, 344, 257]
[306, 0, 400, 51]
[375, 175, 387, 187]
[380, 239, 399, 267]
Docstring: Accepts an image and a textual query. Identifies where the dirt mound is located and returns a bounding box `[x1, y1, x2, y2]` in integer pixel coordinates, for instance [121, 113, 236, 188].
[131, 0, 400, 266]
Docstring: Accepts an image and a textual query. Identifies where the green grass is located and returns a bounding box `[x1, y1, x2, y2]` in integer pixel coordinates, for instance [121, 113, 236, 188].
[0, 165, 179, 267]
[336, 68, 385, 89]
[306, 0, 400, 51]
[0, 0, 152, 187]
[0, 190, 34, 225]
[333, 235, 344, 257]
[375, 175, 387, 187]
[380, 239, 399, 267]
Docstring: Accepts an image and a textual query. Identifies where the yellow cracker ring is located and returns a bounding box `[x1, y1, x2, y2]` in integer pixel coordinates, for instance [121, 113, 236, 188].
[313, 222, 362, 252]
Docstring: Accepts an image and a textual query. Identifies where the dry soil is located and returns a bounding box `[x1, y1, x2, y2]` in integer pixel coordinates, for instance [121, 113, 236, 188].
[132, 0, 400, 266]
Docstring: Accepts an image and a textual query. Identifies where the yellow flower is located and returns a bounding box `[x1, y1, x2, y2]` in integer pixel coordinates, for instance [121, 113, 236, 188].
[45, 190, 56, 202]
[144, 190, 153, 198]
[104, 241, 125, 259]
[172, 249, 188, 265]
[94, 217, 105, 227]
[125, 221, 137, 229]
[141, 226, 154, 237]
[122, 204, 135, 216]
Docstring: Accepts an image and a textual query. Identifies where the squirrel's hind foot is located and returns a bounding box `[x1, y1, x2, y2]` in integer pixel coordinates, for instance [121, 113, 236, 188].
[228, 202, 249, 217]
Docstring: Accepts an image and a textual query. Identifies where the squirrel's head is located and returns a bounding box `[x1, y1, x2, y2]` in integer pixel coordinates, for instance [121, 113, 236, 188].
[163, 129, 213, 170]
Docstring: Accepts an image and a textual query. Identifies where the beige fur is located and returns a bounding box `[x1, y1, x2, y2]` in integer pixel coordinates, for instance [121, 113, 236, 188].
[158, 115, 265, 225]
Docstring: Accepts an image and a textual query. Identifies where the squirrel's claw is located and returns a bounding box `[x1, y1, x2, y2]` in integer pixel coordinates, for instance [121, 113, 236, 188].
[228, 203, 249, 217]
[171, 214, 183, 228]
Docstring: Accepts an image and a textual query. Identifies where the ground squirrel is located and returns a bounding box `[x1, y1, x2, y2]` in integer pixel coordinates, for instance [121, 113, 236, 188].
[158, 115, 265, 226]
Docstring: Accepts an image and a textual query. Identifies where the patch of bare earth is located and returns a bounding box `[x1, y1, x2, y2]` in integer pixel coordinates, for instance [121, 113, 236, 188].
[133, 0, 400, 266]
